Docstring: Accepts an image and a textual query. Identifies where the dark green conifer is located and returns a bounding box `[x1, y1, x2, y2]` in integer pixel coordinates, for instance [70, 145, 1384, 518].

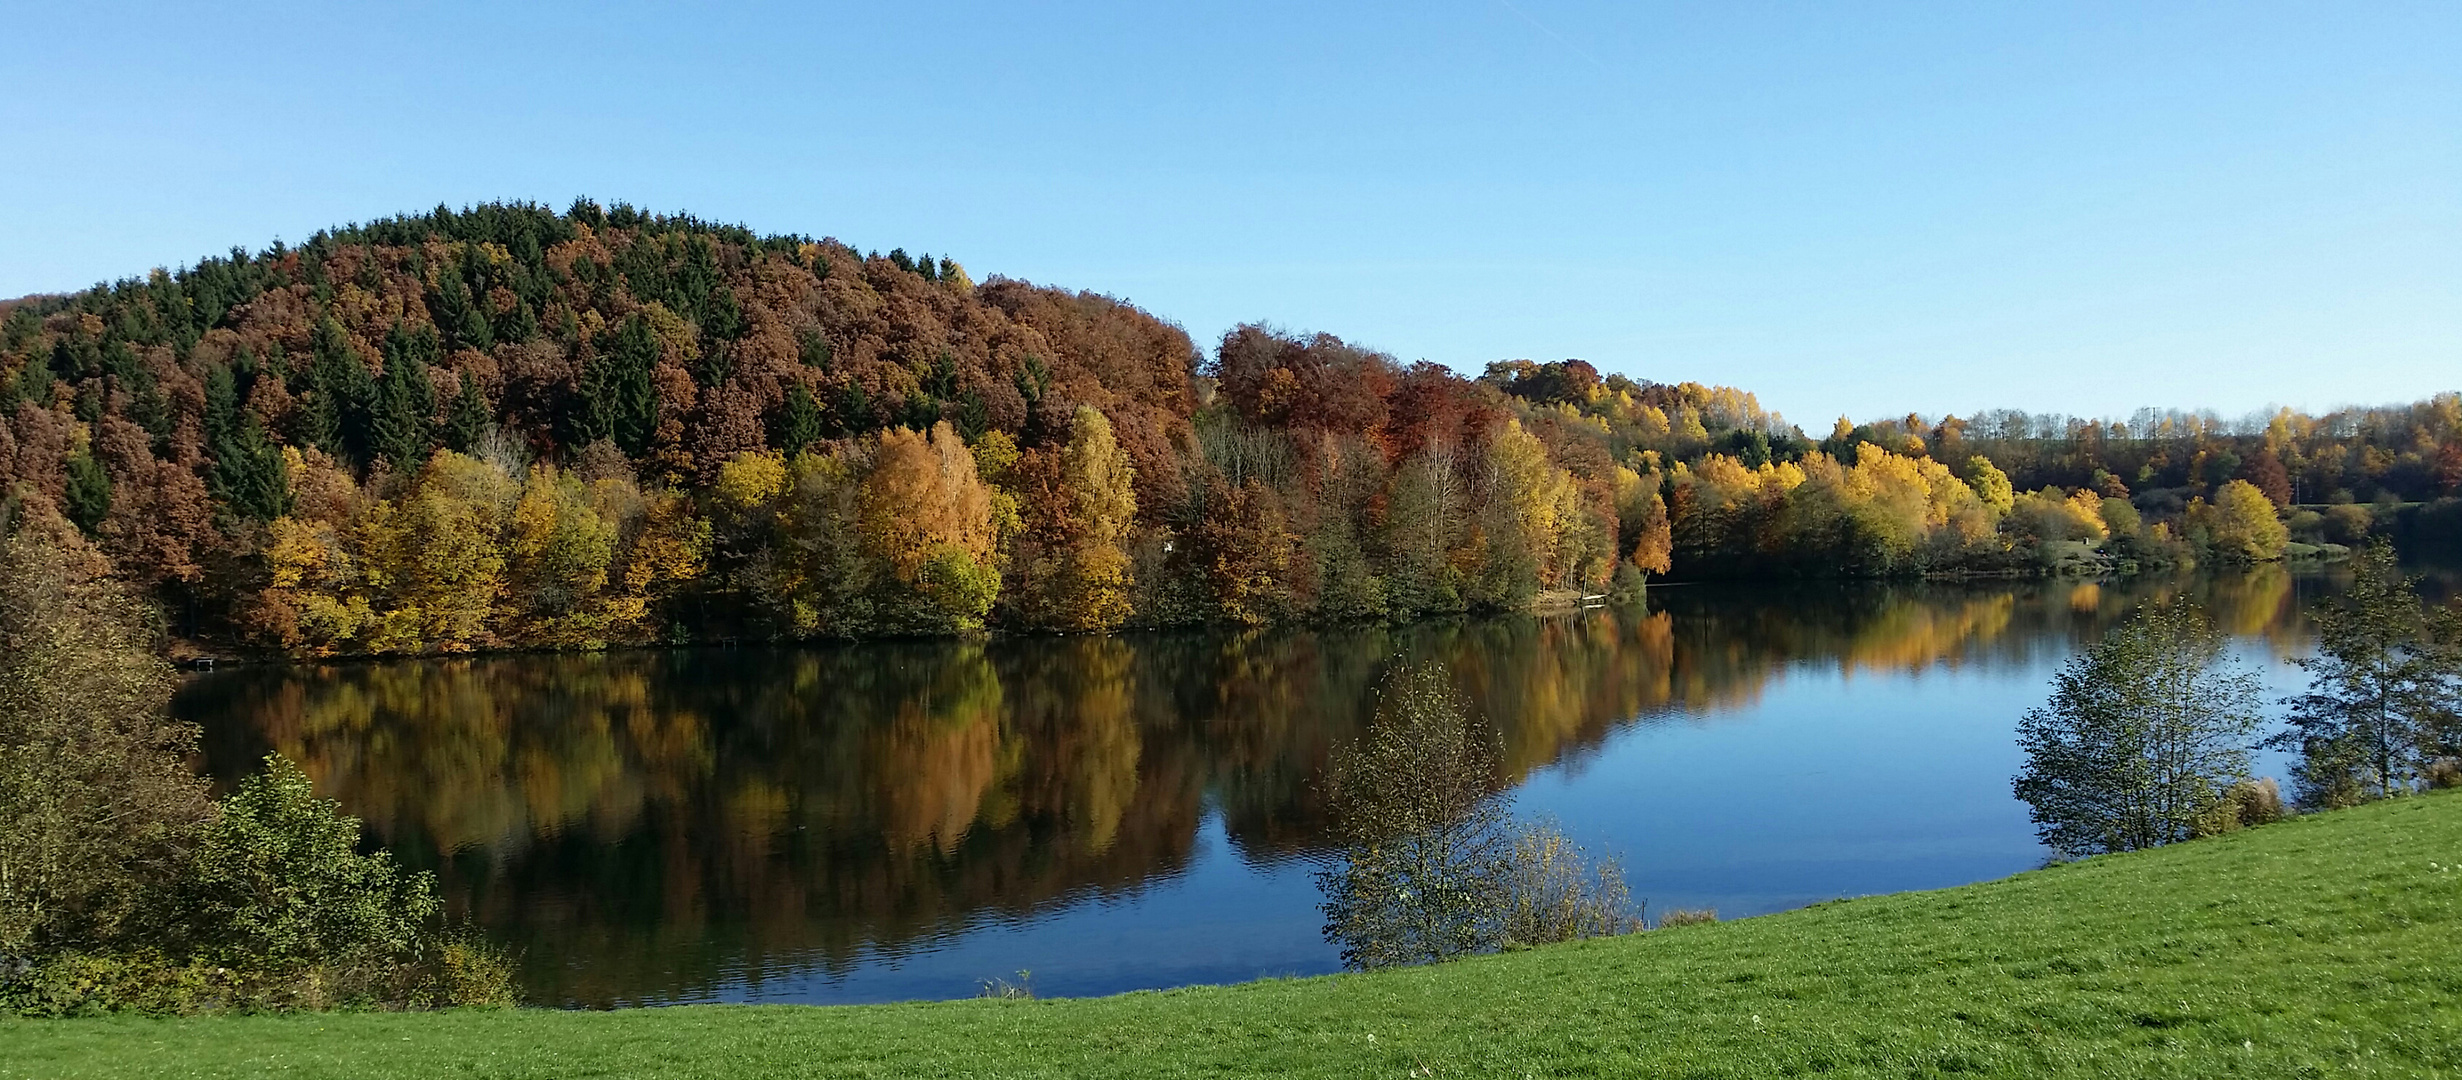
[434, 275, 494, 352]
[834, 382, 871, 436]
[369, 336, 435, 470]
[211, 417, 291, 522]
[955, 390, 990, 440]
[63, 451, 111, 534]
[578, 314, 659, 455]
[499, 299, 541, 344]
[1, 307, 38, 352]
[455, 285, 495, 352]
[307, 318, 375, 464]
[445, 376, 489, 452]
[7, 345, 53, 407]
[203, 363, 241, 450]
[704, 286, 742, 342]
[774, 384, 824, 456]
[797, 330, 833, 371]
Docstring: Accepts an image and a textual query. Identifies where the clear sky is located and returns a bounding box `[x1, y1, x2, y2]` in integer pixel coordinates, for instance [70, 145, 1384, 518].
[2, 1, 2455, 428]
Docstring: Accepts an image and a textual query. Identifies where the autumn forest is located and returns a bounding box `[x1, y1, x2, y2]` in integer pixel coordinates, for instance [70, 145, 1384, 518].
[3, 199, 2458, 658]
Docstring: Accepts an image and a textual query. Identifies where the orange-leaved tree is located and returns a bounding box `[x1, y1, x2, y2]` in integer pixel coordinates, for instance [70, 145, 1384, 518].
[861, 422, 1001, 632]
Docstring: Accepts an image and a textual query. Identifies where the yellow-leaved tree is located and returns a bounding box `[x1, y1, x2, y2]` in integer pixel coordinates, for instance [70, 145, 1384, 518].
[1026, 407, 1140, 631]
[861, 423, 1001, 632]
[358, 451, 516, 653]
[2005, 487, 2110, 546]
[1959, 455, 2016, 515]
[499, 465, 619, 647]
[2191, 479, 2290, 562]
[1612, 465, 1673, 576]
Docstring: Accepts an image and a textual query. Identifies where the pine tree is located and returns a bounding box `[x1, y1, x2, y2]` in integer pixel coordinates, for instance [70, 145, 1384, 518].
[696, 341, 733, 389]
[434, 274, 493, 352]
[578, 314, 659, 455]
[307, 318, 374, 464]
[199, 360, 287, 521]
[367, 324, 439, 468]
[369, 363, 430, 468]
[774, 384, 824, 456]
[202, 362, 242, 451]
[679, 236, 721, 325]
[6, 345, 52, 407]
[214, 418, 291, 522]
[63, 451, 111, 534]
[703, 286, 742, 342]
[499, 299, 541, 344]
[797, 329, 832, 370]
[445, 377, 489, 453]
[834, 382, 871, 436]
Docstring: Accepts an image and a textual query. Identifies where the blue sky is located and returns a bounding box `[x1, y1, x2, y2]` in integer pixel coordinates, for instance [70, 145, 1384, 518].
[2, 1, 2454, 427]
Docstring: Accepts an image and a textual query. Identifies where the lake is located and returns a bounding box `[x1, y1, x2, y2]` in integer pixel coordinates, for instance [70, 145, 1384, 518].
[177, 567, 2338, 1007]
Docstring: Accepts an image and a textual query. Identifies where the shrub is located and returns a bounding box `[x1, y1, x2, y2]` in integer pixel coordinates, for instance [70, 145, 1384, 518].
[139, 755, 516, 1010]
[1656, 908, 1719, 929]
[0, 935, 512, 1016]
[1, 527, 515, 1014]
[2323, 503, 2375, 546]
[170, 755, 440, 969]
[2192, 778, 2288, 837]
[2426, 759, 2462, 790]
[1500, 821, 1642, 947]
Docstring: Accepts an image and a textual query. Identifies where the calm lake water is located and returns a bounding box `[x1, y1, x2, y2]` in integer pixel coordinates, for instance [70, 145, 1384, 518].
[177, 568, 2342, 1007]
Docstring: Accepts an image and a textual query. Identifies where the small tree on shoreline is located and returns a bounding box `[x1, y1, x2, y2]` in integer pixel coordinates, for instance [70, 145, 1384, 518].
[1316, 669, 1513, 968]
[1316, 667, 1638, 969]
[2013, 603, 2265, 858]
[2271, 542, 2462, 807]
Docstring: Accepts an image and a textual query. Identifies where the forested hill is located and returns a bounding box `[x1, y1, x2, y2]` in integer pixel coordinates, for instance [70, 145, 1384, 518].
[1, 200, 2457, 657]
[0, 199, 1654, 653]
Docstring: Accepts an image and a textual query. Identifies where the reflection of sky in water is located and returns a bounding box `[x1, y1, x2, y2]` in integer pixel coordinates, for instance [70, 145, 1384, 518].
[707, 814, 1329, 1004]
[179, 570, 2343, 1007]
[1519, 662, 2050, 918]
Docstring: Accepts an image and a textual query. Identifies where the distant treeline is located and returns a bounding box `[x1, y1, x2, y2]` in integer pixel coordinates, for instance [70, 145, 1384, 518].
[0, 200, 2455, 655]
[1499, 359, 2462, 578]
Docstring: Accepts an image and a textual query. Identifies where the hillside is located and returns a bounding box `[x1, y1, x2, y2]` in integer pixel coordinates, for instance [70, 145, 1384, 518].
[1, 201, 2456, 657]
[0, 201, 1693, 652]
[4, 788, 2456, 1077]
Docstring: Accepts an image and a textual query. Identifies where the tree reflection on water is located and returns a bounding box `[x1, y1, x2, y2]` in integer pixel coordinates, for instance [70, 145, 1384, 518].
[179, 566, 2326, 1006]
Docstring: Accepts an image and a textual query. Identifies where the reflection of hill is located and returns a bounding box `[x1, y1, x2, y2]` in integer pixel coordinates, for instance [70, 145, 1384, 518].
[178, 569, 2320, 1006]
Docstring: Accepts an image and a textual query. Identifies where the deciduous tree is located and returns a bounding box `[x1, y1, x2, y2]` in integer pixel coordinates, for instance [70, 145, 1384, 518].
[2272, 542, 2462, 806]
[2012, 604, 2264, 857]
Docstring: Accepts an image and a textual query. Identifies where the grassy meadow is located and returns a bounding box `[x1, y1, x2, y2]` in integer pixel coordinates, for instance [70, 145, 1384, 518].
[5, 790, 2457, 1079]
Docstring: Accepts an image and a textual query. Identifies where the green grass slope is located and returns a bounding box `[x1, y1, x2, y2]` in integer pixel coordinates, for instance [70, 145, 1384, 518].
[7, 792, 2460, 1079]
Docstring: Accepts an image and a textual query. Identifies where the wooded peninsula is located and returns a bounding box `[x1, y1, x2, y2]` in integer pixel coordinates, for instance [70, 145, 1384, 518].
[2, 200, 2456, 657]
